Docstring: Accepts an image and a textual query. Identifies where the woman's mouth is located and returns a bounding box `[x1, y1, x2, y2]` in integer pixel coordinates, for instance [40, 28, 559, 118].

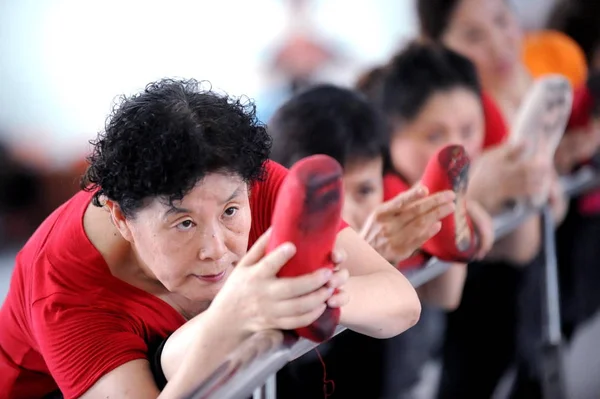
[195, 270, 227, 283]
[493, 59, 514, 77]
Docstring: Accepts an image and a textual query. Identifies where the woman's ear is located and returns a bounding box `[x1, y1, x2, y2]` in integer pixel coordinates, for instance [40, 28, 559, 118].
[105, 200, 134, 242]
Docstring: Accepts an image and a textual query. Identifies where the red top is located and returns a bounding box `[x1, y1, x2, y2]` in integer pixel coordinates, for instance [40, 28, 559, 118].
[481, 92, 509, 148]
[0, 160, 345, 399]
[568, 85, 595, 130]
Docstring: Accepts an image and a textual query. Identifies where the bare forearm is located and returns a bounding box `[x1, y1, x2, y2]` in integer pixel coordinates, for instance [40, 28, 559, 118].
[160, 308, 248, 398]
[417, 263, 466, 310]
[486, 215, 541, 265]
[340, 271, 421, 339]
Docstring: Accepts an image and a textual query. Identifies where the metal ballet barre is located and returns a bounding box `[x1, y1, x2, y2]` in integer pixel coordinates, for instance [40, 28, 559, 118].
[182, 166, 600, 399]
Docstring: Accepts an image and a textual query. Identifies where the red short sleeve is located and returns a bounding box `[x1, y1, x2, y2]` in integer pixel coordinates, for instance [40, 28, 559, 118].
[568, 84, 594, 130]
[249, 161, 348, 248]
[482, 92, 508, 148]
[32, 294, 147, 399]
[383, 173, 410, 201]
[482, 86, 595, 141]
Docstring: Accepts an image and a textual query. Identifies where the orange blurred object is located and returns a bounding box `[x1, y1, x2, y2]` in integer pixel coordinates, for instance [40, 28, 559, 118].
[522, 30, 588, 88]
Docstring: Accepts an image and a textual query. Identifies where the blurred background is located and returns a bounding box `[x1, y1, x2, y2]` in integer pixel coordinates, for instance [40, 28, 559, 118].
[1, 0, 599, 398]
[0, 0, 419, 267]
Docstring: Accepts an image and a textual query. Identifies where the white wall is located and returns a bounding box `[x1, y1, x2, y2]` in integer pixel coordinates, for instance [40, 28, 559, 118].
[0, 0, 417, 164]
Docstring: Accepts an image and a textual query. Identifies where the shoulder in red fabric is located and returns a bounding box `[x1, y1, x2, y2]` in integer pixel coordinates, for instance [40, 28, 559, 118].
[482, 92, 509, 149]
[383, 173, 411, 201]
[0, 190, 184, 399]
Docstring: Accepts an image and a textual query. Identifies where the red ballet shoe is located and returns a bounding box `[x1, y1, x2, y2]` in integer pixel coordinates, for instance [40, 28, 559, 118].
[510, 75, 572, 206]
[267, 155, 344, 343]
[420, 145, 479, 263]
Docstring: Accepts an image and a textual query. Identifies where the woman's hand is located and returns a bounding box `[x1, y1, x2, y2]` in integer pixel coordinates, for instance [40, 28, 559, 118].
[209, 228, 349, 335]
[468, 142, 553, 214]
[359, 185, 456, 264]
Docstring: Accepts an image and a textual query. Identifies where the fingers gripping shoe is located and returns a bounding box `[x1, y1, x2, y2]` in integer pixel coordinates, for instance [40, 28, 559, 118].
[267, 155, 344, 343]
[421, 145, 480, 262]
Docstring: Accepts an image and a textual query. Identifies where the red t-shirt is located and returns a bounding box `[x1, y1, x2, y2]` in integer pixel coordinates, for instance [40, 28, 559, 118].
[481, 92, 509, 148]
[0, 160, 345, 399]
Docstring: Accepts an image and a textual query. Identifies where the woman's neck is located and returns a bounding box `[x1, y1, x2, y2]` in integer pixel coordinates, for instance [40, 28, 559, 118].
[487, 65, 533, 126]
[83, 203, 209, 319]
[83, 203, 167, 294]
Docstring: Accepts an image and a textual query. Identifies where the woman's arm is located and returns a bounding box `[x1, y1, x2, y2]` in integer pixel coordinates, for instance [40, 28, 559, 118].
[334, 227, 422, 339]
[80, 310, 243, 399]
[416, 263, 467, 310]
[82, 230, 342, 398]
[486, 215, 541, 265]
[79, 360, 160, 399]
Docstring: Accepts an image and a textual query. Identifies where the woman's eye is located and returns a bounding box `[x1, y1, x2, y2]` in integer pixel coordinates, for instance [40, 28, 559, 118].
[464, 29, 484, 43]
[426, 130, 444, 143]
[224, 207, 237, 217]
[358, 186, 374, 196]
[176, 220, 195, 231]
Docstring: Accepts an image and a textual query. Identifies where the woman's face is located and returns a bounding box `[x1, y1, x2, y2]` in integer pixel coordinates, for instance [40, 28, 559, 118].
[390, 88, 485, 185]
[120, 173, 252, 303]
[342, 156, 384, 230]
[442, 0, 522, 89]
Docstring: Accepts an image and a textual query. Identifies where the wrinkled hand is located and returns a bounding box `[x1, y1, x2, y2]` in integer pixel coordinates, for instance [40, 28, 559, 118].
[210, 228, 349, 335]
[469, 142, 553, 214]
[360, 185, 456, 264]
[466, 200, 494, 260]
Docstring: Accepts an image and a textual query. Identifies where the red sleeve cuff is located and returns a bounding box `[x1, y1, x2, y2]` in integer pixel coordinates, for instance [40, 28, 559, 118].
[568, 84, 594, 131]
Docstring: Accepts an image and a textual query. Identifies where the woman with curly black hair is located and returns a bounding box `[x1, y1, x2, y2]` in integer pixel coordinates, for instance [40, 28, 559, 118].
[0, 79, 421, 399]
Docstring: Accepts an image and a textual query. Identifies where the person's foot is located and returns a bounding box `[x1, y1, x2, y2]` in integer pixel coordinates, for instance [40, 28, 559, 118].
[269, 154, 343, 342]
[510, 74, 573, 206]
[421, 145, 479, 262]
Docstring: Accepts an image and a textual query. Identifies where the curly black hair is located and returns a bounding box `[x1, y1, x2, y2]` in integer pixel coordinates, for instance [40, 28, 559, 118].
[82, 78, 271, 218]
[269, 84, 390, 170]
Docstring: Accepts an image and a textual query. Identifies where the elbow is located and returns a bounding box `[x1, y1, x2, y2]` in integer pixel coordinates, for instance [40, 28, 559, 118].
[407, 294, 423, 328]
[418, 264, 466, 311]
[493, 217, 542, 266]
[505, 229, 542, 265]
[439, 293, 462, 311]
[399, 290, 422, 335]
[420, 291, 462, 312]
[508, 245, 541, 265]
[376, 287, 422, 339]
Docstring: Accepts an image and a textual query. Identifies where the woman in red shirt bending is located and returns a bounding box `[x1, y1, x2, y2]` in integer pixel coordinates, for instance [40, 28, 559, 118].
[0, 79, 421, 399]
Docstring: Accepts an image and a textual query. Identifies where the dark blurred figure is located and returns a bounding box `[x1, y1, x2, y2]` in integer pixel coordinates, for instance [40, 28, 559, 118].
[0, 142, 42, 249]
[547, 0, 600, 341]
[547, 0, 600, 73]
[0, 140, 86, 251]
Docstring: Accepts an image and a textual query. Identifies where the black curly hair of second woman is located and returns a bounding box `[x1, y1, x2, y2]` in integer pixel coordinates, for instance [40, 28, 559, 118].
[81, 78, 272, 218]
